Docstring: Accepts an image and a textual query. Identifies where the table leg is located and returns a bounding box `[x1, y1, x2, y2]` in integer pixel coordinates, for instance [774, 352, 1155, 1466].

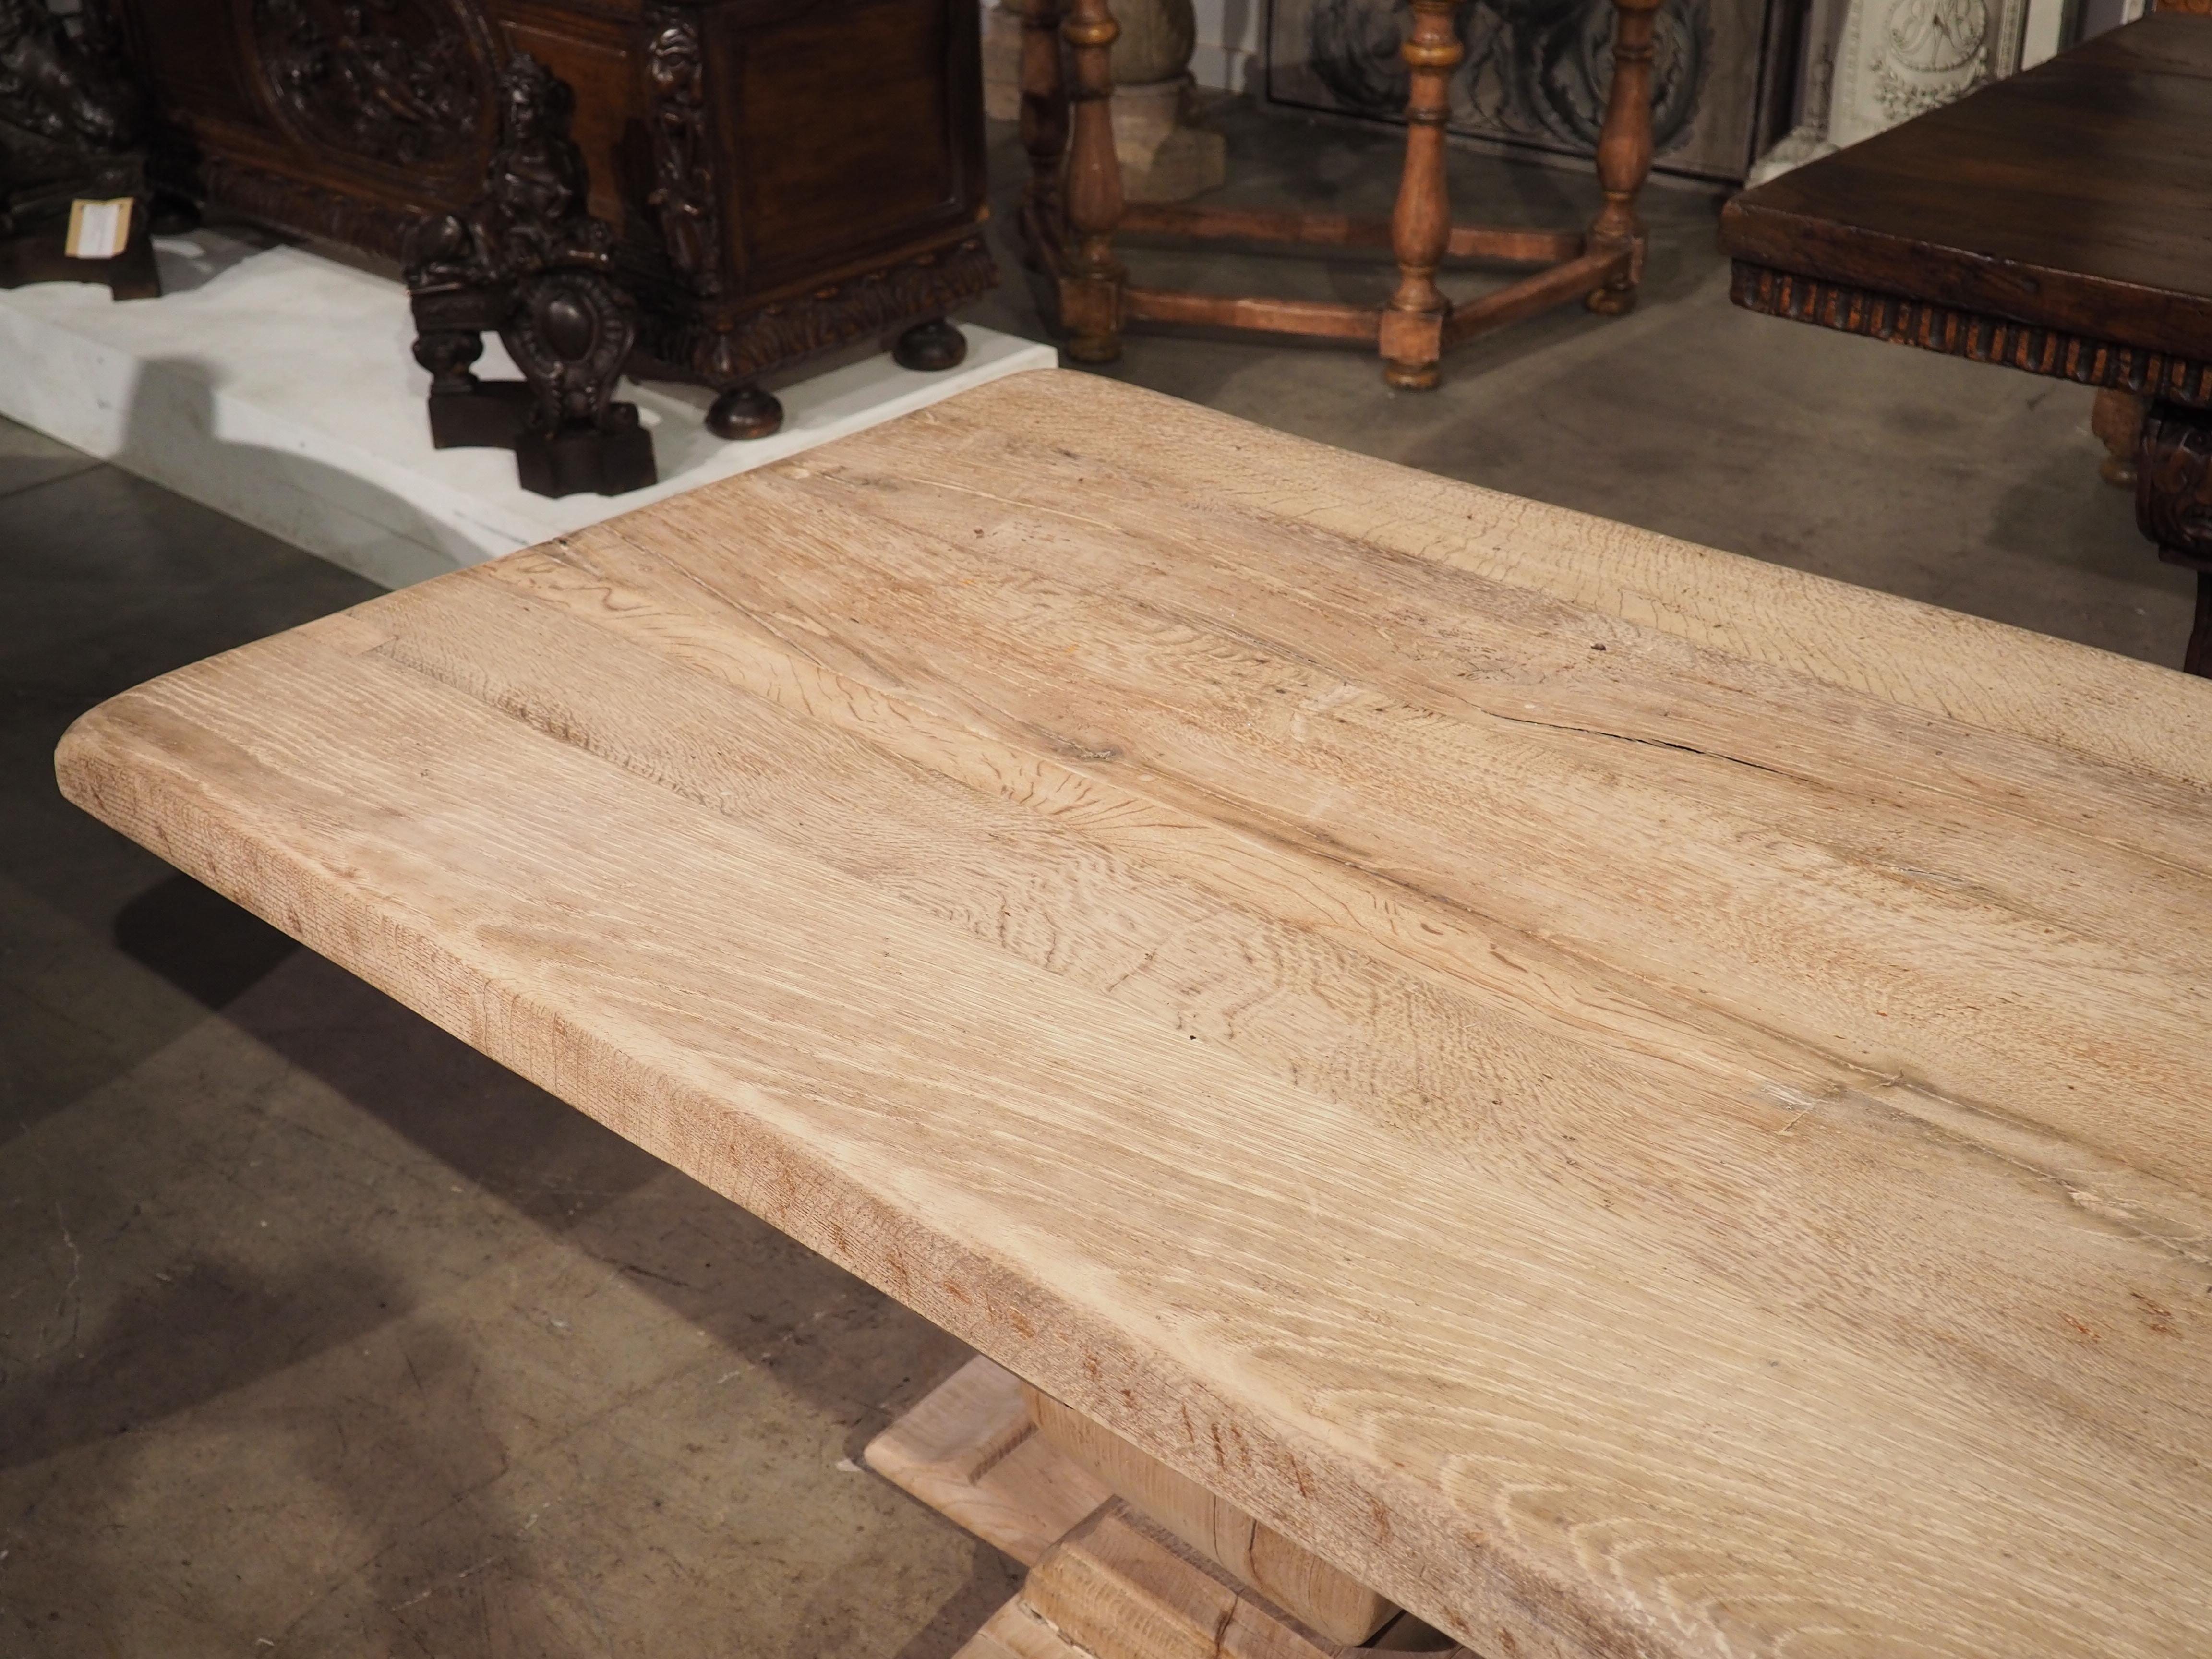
[866, 1357, 1463, 1658]
[1012, 0, 1070, 268]
[2134, 399, 2212, 678]
[1379, 0, 1466, 390]
[1585, 0, 1659, 315]
[2188, 570, 2212, 679]
[1059, 0, 1128, 362]
[2092, 387, 2146, 488]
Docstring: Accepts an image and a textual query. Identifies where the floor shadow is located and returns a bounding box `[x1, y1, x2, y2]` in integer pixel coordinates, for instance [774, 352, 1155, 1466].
[203, 944, 967, 1408]
[109, 354, 480, 590]
[871, 1537, 1026, 1659]
[0, 1250, 411, 1477]
[112, 872, 300, 1012]
[0, 1238, 567, 1655]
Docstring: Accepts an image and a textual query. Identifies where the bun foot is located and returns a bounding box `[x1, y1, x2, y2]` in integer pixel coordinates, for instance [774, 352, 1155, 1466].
[1382, 361, 1442, 392]
[895, 317, 968, 372]
[709, 385, 784, 440]
[1062, 335, 1121, 365]
[1586, 285, 1638, 316]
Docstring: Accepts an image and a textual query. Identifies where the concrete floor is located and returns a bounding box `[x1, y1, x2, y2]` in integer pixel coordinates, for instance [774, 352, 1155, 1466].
[0, 108, 2192, 1659]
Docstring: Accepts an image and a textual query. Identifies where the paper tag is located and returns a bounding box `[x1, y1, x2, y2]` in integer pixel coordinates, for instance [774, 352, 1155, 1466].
[66, 198, 133, 261]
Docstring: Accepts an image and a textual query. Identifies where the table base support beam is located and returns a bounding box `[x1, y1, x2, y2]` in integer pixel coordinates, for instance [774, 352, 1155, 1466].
[865, 1358, 1469, 1659]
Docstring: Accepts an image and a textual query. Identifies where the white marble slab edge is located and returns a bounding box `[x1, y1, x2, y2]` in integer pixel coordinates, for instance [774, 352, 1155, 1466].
[0, 228, 1058, 589]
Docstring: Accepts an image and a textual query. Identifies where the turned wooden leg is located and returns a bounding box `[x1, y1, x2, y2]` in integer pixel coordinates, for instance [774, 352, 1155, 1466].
[1379, 0, 1464, 390]
[413, 320, 485, 400]
[1586, 0, 1659, 315]
[2187, 570, 2212, 679]
[409, 282, 535, 450]
[1013, 0, 1070, 266]
[2092, 386, 2147, 488]
[2134, 399, 2212, 678]
[1058, 0, 1126, 362]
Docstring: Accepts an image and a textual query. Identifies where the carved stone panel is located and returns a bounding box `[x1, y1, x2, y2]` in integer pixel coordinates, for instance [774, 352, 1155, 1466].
[1826, 0, 2031, 146]
[248, 0, 495, 170]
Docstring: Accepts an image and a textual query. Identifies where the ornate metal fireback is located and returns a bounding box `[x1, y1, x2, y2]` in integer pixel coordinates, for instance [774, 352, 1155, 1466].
[252, 0, 490, 170]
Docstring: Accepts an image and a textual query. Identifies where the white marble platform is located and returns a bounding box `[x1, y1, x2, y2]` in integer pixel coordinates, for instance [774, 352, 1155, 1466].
[0, 228, 1057, 589]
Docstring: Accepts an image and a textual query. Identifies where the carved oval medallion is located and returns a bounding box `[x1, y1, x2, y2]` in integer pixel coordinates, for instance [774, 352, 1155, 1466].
[1882, 0, 1990, 74]
[250, 0, 494, 170]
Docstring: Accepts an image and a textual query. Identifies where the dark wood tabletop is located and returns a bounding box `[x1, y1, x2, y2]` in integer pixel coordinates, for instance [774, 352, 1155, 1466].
[1720, 11, 2212, 678]
[1723, 12, 2212, 402]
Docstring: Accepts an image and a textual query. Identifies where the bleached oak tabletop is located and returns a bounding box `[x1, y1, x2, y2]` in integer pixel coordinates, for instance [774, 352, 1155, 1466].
[57, 370, 2212, 1659]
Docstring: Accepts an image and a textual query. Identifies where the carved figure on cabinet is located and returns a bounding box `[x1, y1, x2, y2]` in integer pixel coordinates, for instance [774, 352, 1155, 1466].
[639, 4, 781, 441]
[94, 0, 999, 436]
[634, 0, 972, 442]
[404, 53, 653, 498]
[644, 12, 721, 301]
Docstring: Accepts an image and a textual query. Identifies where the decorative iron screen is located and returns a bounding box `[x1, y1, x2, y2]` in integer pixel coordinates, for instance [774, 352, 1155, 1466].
[1264, 0, 1789, 183]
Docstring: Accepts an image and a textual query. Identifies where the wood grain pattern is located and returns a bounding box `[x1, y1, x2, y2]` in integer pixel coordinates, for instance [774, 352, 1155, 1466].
[55, 369, 2212, 1659]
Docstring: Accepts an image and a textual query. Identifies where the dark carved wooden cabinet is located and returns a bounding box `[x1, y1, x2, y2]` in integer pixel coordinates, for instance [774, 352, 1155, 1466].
[106, 0, 996, 432]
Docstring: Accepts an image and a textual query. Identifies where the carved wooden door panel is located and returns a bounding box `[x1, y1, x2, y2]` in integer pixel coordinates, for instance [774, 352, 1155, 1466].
[111, 0, 997, 403]
[243, 0, 501, 175]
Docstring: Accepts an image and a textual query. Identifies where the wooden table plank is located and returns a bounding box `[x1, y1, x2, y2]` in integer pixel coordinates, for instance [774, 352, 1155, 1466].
[56, 370, 2212, 1659]
[1722, 15, 2212, 358]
